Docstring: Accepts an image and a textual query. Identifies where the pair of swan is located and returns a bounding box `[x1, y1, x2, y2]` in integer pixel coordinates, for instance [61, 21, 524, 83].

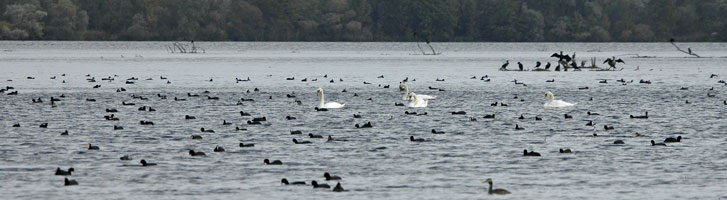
[400, 83, 436, 100]
[400, 83, 435, 108]
[317, 88, 344, 109]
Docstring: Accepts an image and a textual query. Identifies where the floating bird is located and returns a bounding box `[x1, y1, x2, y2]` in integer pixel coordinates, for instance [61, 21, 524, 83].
[523, 149, 540, 156]
[140, 159, 157, 166]
[324, 172, 341, 181]
[486, 178, 510, 195]
[64, 178, 78, 186]
[264, 159, 282, 165]
[664, 136, 681, 143]
[55, 168, 74, 176]
[651, 140, 666, 146]
[544, 91, 575, 107]
[316, 88, 344, 109]
[282, 178, 305, 185]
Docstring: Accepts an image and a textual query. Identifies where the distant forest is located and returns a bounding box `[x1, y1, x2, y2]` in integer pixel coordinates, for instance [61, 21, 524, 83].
[1, 0, 726, 42]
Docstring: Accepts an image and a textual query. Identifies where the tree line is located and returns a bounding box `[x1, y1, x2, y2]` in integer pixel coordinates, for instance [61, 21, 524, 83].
[1, 0, 726, 42]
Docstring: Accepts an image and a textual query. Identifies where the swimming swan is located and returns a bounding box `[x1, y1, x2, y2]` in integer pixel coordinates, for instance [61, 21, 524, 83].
[400, 83, 436, 101]
[407, 92, 428, 108]
[316, 88, 344, 109]
[544, 91, 575, 107]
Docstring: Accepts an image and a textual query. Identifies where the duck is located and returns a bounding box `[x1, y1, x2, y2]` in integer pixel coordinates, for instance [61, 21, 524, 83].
[252, 116, 266, 122]
[64, 178, 79, 186]
[140, 120, 154, 125]
[309, 133, 323, 138]
[61, 130, 68, 135]
[200, 128, 214, 133]
[559, 149, 573, 153]
[239, 143, 255, 147]
[523, 149, 541, 156]
[239, 111, 251, 116]
[191, 135, 202, 139]
[651, 140, 666, 146]
[284, 115, 297, 120]
[518, 114, 525, 119]
[311, 181, 330, 189]
[88, 144, 100, 150]
[247, 120, 261, 125]
[587, 111, 600, 115]
[629, 112, 648, 119]
[431, 129, 445, 134]
[39, 123, 48, 128]
[55, 167, 74, 176]
[120, 155, 132, 160]
[664, 136, 682, 143]
[515, 124, 524, 130]
[213, 146, 225, 152]
[355, 122, 373, 128]
[222, 120, 232, 125]
[451, 111, 466, 115]
[604, 125, 614, 130]
[290, 130, 303, 135]
[293, 138, 312, 144]
[264, 159, 283, 165]
[410, 136, 425, 142]
[486, 178, 510, 195]
[613, 140, 625, 144]
[564, 114, 572, 119]
[353, 114, 362, 118]
[483, 114, 495, 119]
[281, 178, 306, 185]
[333, 182, 345, 192]
[113, 125, 123, 130]
[535, 116, 542, 121]
[235, 126, 247, 131]
[12, 123, 20, 127]
[315, 107, 329, 111]
[324, 172, 342, 181]
[140, 159, 157, 166]
[189, 150, 206, 156]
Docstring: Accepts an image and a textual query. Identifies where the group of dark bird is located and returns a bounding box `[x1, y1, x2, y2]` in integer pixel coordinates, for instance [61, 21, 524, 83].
[3, 66, 725, 195]
[499, 51, 625, 72]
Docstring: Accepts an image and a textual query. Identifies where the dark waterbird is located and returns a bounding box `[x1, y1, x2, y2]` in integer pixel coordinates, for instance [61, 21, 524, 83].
[55, 167, 74, 176]
[64, 178, 78, 186]
[651, 140, 666, 146]
[264, 159, 283, 165]
[664, 136, 681, 143]
[523, 149, 541, 156]
[281, 178, 305, 185]
[312, 181, 330, 189]
[487, 178, 510, 195]
[189, 150, 206, 156]
[140, 159, 156, 166]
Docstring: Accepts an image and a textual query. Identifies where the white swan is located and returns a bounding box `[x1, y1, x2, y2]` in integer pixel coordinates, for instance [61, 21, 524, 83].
[400, 83, 436, 101]
[544, 91, 575, 107]
[317, 88, 344, 109]
[407, 92, 428, 108]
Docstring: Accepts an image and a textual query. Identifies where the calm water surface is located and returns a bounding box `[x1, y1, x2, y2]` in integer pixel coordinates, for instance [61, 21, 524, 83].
[1, 41, 726, 199]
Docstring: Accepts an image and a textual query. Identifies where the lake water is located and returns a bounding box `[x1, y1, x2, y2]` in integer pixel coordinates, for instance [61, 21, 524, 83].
[1, 41, 726, 199]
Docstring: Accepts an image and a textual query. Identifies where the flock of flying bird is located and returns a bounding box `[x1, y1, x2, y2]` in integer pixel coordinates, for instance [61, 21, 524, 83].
[3, 52, 726, 195]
